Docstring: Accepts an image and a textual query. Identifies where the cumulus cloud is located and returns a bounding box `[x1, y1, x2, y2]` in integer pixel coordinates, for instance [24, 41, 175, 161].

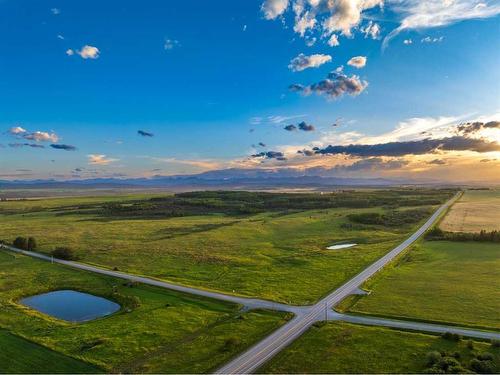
[261, 0, 289, 20]
[383, 0, 500, 48]
[87, 154, 118, 165]
[347, 55, 367, 68]
[288, 53, 332, 72]
[50, 144, 77, 151]
[23, 131, 59, 143]
[290, 71, 368, 100]
[138, 130, 154, 137]
[9, 126, 26, 135]
[261, 0, 383, 40]
[251, 150, 287, 161]
[298, 121, 315, 131]
[403, 39, 413, 44]
[360, 21, 381, 39]
[77, 45, 100, 59]
[315, 136, 500, 157]
[327, 34, 340, 46]
[66, 49, 74, 56]
[457, 121, 500, 135]
[334, 157, 409, 172]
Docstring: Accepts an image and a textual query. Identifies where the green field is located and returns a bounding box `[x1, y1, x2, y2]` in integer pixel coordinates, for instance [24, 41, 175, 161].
[262, 322, 500, 374]
[338, 241, 500, 330]
[0, 190, 453, 304]
[0, 329, 100, 374]
[0, 250, 287, 373]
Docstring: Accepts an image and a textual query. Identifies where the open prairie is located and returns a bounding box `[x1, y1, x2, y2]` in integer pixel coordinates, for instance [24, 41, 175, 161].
[0, 189, 453, 304]
[262, 322, 500, 374]
[440, 189, 500, 232]
[0, 250, 288, 373]
[337, 240, 500, 330]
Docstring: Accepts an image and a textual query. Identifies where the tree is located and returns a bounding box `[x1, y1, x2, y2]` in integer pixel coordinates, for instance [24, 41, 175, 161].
[27, 237, 37, 251]
[13, 237, 28, 250]
[51, 247, 76, 260]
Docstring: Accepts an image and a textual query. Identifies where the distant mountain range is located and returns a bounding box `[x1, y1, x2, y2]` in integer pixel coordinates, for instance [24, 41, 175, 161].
[0, 168, 451, 190]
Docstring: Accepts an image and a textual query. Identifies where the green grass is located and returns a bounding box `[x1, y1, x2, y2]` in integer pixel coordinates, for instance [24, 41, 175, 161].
[0, 250, 288, 373]
[340, 241, 500, 330]
[261, 322, 500, 374]
[0, 329, 101, 374]
[0, 192, 442, 304]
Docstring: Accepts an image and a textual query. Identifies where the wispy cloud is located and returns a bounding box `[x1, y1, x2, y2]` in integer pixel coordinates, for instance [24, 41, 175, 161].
[288, 53, 332, 72]
[138, 130, 154, 137]
[50, 144, 77, 151]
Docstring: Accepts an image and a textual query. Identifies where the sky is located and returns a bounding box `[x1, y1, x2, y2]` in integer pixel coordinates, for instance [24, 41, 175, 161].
[1, 0, 499, 183]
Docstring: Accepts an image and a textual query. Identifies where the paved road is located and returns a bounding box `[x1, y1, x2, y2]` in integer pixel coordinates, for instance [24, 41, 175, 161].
[330, 311, 500, 341]
[0, 244, 303, 314]
[216, 193, 462, 374]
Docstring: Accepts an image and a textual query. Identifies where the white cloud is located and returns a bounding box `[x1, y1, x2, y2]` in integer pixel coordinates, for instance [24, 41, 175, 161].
[261, 0, 383, 40]
[360, 21, 381, 39]
[164, 39, 180, 50]
[327, 34, 340, 47]
[77, 45, 100, 59]
[9, 126, 26, 135]
[66, 49, 74, 56]
[23, 131, 59, 142]
[51, 8, 60, 15]
[288, 53, 332, 72]
[421, 36, 444, 43]
[57, 34, 64, 40]
[403, 38, 413, 44]
[347, 55, 367, 68]
[87, 154, 119, 165]
[261, 0, 289, 20]
[383, 0, 500, 48]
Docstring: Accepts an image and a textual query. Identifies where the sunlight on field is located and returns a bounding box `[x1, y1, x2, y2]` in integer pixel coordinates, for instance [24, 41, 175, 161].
[440, 189, 500, 232]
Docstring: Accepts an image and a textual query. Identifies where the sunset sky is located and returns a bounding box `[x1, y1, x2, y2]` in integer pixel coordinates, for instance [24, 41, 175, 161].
[1, 0, 499, 183]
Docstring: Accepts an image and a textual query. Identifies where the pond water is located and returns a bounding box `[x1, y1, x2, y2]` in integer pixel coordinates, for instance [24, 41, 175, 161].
[20, 290, 120, 322]
[327, 243, 357, 250]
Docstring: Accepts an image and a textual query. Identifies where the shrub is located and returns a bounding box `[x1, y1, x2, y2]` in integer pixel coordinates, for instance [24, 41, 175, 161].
[491, 339, 500, 348]
[476, 352, 494, 361]
[426, 351, 442, 366]
[13, 236, 28, 250]
[470, 358, 494, 374]
[27, 237, 37, 251]
[466, 340, 474, 350]
[51, 247, 77, 260]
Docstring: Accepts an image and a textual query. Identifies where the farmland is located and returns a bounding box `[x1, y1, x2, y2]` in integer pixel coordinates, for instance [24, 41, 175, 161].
[337, 241, 500, 330]
[0, 250, 288, 373]
[262, 322, 500, 374]
[0, 189, 454, 305]
[440, 189, 500, 232]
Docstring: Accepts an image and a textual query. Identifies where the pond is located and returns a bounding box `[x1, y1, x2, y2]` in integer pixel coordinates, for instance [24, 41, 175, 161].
[326, 243, 357, 250]
[20, 290, 120, 322]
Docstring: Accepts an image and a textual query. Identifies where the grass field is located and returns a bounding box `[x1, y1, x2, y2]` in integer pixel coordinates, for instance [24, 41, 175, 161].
[338, 241, 500, 330]
[440, 189, 500, 232]
[262, 322, 500, 374]
[0, 250, 288, 373]
[0, 190, 451, 304]
[0, 329, 100, 374]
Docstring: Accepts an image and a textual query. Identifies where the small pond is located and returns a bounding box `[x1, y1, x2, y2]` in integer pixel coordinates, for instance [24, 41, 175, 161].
[327, 243, 357, 250]
[20, 290, 120, 322]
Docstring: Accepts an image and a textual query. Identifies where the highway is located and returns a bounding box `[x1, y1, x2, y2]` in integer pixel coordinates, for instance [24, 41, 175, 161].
[215, 193, 462, 374]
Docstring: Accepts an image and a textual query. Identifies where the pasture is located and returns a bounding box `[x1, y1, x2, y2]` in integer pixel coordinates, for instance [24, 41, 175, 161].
[440, 189, 500, 232]
[338, 241, 500, 329]
[0, 250, 287, 373]
[0, 189, 453, 304]
[262, 322, 500, 374]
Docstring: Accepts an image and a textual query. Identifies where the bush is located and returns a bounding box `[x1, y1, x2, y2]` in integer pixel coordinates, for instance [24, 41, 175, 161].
[466, 340, 474, 350]
[222, 337, 241, 352]
[470, 358, 494, 374]
[27, 237, 37, 251]
[476, 352, 494, 361]
[426, 351, 442, 366]
[51, 247, 77, 260]
[13, 236, 28, 250]
[491, 339, 500, 348]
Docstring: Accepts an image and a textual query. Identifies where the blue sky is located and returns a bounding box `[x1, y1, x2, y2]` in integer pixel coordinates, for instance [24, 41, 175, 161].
[1, 0, 499, 182]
